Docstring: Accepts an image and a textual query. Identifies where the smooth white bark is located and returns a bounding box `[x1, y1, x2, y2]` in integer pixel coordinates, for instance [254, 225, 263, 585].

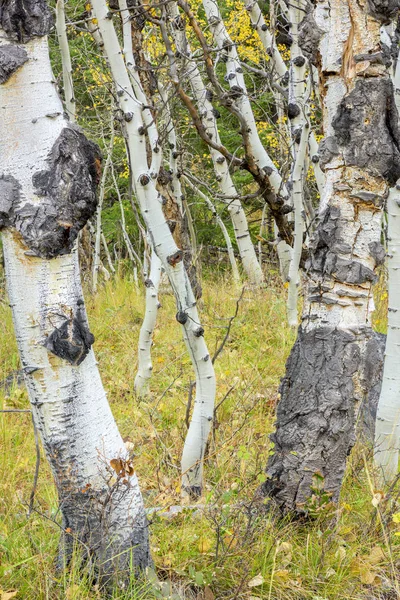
[202, 0, 286, 197]
[374, 185, 400, 481]
[55, 0, 76, 122]
[183, 176, 241, 282]
[93, 124, 114, 293]
[0, 30, 148, 569]
[134, 249, 162, 396]
[167, 2, 263, 284]
[287, 123, 309, 326]
[91, 0, 216, 496]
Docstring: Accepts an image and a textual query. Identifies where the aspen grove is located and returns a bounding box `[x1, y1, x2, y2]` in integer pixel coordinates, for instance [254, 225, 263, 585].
[2, 0, 400, 597]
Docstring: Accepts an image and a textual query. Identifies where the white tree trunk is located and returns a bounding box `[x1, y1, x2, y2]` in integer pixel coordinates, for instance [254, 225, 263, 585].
[374, 185, 400, 481]
[262, 0, 396, 512]
[183, 176, 241, 282]
[0, 14, 150, 578]
[91, 0, 216, 497]
[167, 2, 263, 284]
[202, 0, 287, 196]
[93, 124, 114, 293]
[373, 39, 400, 482]
[134, 249, 162, 396]
[55, 0, 75, 122]
[245, 0, 324, 196]
[286, 123, 309, 326]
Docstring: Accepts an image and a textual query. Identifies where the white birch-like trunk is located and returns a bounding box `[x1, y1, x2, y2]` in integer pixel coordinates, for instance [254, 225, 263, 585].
[373, 39, 400, 481]
[245, 0, 324, 197]
[286, 124, 309, 326]
[0, 22, 150, 577]
[202, 0, 287, 196]
[93, 125, 114, 293]
[262, 0, 395, 511]
[374, 185, 400, 481]
[91, 0, 216, 497]
[168, 2, 263, 284]
[55, 0, 76, 122]
[183, 176, 241, 282]
[134, 249, 162, 396]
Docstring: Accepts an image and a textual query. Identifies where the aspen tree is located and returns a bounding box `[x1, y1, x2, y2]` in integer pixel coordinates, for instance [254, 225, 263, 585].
[261, 0, 399, 512]
[0, 0, 151, 578]
[90, 0, 217, 497]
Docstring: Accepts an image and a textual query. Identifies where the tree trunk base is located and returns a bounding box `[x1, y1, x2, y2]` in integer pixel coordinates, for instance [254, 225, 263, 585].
[56, 485, 152, 587]
[259, 326, 385, 514]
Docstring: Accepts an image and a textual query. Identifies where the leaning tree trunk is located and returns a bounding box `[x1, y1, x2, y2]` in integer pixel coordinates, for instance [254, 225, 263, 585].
[0, 3, 150, 581]
[91, 0, 216, 498]
[260, 0, 400, 513]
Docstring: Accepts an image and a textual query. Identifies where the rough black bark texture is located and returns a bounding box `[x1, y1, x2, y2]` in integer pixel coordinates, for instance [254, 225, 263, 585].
[57, 487, 151, 582]
[306, 206, 378, 288]
[38, 429, 152, 583]
[260, 328, 385, 513]
[0, 44, 27, 83]
[366, 0, 400, 22]
[0, 0, 53, 41]
[332, 79, 400, 185]
[298, 11, 323, 65]
[0, 126, 101, 259]
[44, 300, 95, 365]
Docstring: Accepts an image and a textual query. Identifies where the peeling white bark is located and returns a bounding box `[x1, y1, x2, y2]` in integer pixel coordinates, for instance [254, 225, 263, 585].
[91, 0, 216, 497]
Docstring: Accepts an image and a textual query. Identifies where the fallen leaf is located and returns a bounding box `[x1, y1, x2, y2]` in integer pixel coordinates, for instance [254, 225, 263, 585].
[1, 592, 18, 600]
[359, 568, 378, 585]
[371, 491, 384, 507]
[392, 512, 400, 523]
[65, 586, 80, 600]
[325, 567, 336, 579]
[274, 569, 290, 582]
[248, 574, 265, 588]
[335, 546, 346, 562]
[198, 538, 212, 553]
[204, 585, 215, 600]
[365, 546, 385, 565]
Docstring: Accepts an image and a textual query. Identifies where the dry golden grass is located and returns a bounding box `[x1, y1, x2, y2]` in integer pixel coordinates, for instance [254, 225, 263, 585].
[1, 271, 400, 600]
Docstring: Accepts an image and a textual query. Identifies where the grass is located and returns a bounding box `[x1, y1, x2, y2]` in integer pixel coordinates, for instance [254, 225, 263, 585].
[1, 268, 400, 599]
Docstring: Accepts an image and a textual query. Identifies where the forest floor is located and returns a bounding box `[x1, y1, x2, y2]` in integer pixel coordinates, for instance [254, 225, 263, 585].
[1, 268, 400, 600]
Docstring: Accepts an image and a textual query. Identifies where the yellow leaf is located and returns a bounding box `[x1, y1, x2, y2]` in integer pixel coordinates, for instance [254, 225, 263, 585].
[223, 533, 237, 548]
[274, 569, 290, 581]
[276, 541, 292, 554]
[65, 586, 80, 600]
[359, 568, 379, 585]
[393, 512, 400, 523]
[1, 592, 18, 600]
[198, 538, 212, 553]
[365, 546, 385, 565]
[248, 574, 265, 588]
